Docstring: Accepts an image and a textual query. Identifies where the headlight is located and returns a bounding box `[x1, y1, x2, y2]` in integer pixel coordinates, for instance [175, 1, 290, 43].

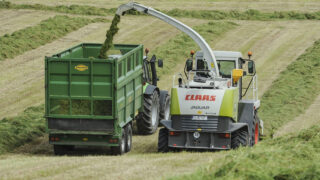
[193, 131, 200, 139]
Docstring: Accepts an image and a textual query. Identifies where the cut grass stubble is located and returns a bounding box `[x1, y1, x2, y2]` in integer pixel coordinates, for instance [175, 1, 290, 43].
[0, 15, 107, 61]
[2, 1, 320, 21]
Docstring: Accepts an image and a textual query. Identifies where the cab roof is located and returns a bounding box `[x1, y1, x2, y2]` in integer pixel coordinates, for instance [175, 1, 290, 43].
[213, 51, 243, 59]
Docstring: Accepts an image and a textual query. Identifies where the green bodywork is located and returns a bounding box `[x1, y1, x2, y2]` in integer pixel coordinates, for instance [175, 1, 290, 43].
[45, 43, 144, 146]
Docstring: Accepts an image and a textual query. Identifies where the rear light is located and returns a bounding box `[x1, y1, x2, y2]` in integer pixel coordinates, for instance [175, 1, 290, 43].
[219, 133, 230, 138]
[109, 139, 118, 143]
[50, 136, 60, 141]
[169, 131, 180, 136]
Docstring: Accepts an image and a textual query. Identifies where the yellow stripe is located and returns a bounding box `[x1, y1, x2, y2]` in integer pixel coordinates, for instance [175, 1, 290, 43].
[170, 88, 181, 115]
[219, 89, 239, 120]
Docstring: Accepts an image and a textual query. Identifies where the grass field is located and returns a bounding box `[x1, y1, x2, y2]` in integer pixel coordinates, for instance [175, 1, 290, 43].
[9, 0, 320, 12]
[0, 9, 56, 36]
[1, 0, 320, 179]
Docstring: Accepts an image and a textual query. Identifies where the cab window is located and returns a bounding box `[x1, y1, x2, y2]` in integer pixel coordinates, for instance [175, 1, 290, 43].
[217, 60, 235, 78]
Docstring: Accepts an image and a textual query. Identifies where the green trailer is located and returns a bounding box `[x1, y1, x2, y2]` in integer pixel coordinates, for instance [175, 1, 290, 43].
[45, 43, 151, 155]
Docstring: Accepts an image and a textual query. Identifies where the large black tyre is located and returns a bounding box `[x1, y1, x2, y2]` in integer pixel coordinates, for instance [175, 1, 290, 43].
[231, 128, 249, 149]
[160, 95, 170, 121]
[158, 128, 169, 153]
[111, 128, 126, 155]
[125, 124, 132, 153]
[137, 91, 160, 135]
[53, 145, 74, 155]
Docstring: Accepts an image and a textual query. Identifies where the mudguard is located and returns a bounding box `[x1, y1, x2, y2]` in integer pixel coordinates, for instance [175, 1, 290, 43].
[144, 84, 159, 95]
[160, 120, 174, 131]
[228, 123, 248, 133]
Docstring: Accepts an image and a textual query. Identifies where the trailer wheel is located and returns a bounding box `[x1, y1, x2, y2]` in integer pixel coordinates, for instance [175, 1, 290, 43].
[158, 128, 169, 152]
[137, 91, 160, 135]
[111, 128, 126, 155]
[125, 124, 132, 153]
[231, 128, 249, 149]
[53, 145, 74, 155]
[160, 95, 170, 121]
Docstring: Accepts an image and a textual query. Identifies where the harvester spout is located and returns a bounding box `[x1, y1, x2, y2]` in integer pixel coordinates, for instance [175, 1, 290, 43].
[116, 2, 220, 77]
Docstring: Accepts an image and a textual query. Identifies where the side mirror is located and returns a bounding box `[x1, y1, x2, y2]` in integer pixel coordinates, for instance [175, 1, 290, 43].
[186, 59, 193, 71]
[248, 61, 255, 74]
[158, 59, 163, 68]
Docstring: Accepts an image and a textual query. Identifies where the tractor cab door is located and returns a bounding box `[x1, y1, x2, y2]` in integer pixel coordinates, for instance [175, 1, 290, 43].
[143, 57, 152, 84]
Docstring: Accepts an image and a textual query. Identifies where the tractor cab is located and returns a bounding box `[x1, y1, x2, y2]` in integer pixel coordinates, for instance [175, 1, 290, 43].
[142, 48, 163, 86]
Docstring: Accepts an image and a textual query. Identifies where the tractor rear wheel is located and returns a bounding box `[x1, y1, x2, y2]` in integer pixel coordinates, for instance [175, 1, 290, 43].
[137, 91, 160, 135]
[158, 128, 169, 152]
[125, 124, 132, 153]
[111, 128, 126, 155]
[231, 128, 249, 149]
[160, 95, 170, 121]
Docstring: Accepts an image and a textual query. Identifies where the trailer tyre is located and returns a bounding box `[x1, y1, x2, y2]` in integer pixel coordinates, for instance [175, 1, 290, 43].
[137, 91, 160, 135]
[111, 128, 126, 155]
[125, 124, 132, 153]
[231, 128, 249, 149]
[160, 95, 170, 121]
[158, 128, 169, 153]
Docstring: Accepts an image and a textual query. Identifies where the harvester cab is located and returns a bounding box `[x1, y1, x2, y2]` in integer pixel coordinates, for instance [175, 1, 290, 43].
[116, 2, 263, 152]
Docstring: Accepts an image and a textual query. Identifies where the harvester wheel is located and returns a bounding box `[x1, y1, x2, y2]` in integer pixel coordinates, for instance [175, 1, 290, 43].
[250, 112, 260, 146]
[125, 124, 132, 153]
[137, 91, 160, 135]
[111, 128, 126, 155]
[158, 128, 169, 152]
[53, 145, 73, 155]
[231, 128, 249, 149]
[160, 95, 170, 121]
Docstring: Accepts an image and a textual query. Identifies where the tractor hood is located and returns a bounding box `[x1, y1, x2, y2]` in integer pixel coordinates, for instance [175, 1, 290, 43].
[170, 87, 239, 121]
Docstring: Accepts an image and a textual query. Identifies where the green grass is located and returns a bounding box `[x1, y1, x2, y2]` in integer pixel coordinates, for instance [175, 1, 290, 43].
[0, 105, 45, 154]
[163, 8, 320, 21]
[153, 21, 238, 78]
[0, 1, 116, 16]
[259, 39, 320, 137]
[2, 1, 320, 20]
[173, 125, 320, 180]
[0, 15, 107, 61]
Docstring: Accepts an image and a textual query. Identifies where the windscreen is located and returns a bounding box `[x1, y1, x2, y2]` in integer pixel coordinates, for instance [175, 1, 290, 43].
[217, 60, 235, 78]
